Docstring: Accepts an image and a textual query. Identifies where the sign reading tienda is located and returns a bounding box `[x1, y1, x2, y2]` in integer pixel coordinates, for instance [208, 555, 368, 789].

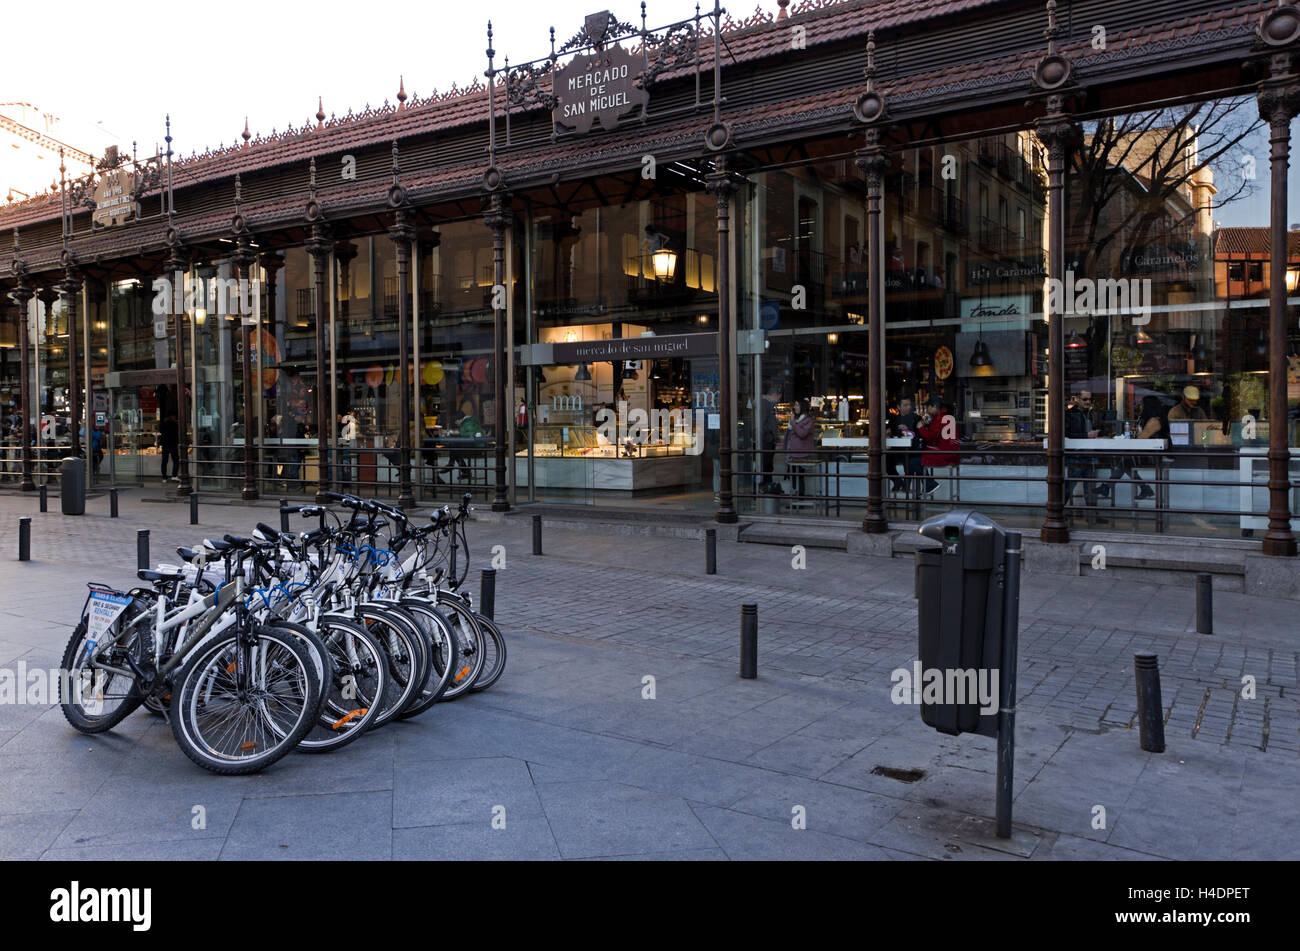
[554, 44, 647, 134]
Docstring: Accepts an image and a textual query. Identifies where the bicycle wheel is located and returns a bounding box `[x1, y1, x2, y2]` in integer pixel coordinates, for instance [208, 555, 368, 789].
[467, 614, 507, 693]
[352, 604, 428, 729]
[298, 617, 388, 754]
[434, 593, 485, 702]
[266, 619, 331, 722]
[59, 610, 148, 735]
[169, 624, 320, 775]
[392, 598, 460, 720]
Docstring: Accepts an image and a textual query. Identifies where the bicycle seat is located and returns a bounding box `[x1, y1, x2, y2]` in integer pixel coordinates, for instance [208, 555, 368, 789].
[255, 522, 284, 541]
[203, 538, 232, 553]
[355, 516, 388, 532]
[138, 569, 185, 584]
[223, 534, 258, 548]
[176, 547, 203, 562]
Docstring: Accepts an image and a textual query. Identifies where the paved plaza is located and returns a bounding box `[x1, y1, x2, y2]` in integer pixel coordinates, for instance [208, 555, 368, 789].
[0, 487, 1295, 860]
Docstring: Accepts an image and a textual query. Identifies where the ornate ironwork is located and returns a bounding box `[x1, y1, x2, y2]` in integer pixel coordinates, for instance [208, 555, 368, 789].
[558, 11, 638, 54]
[642, 21, 699, 87]
[506, 59, 558, 111]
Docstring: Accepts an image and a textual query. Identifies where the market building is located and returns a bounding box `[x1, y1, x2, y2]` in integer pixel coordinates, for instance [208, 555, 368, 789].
[3, 0, 1300, 560]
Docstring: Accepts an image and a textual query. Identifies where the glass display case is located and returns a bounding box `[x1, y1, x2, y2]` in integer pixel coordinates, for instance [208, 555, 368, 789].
[523, 425, 695, 459]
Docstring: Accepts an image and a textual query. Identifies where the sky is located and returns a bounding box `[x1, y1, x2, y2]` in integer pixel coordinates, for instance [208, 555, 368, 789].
[5, 0, 1296, 225]
[5, 0, 662, 163]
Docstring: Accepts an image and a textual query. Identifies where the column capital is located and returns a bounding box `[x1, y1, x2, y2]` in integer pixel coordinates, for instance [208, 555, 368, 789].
[304, 223, 333, 259]
[704, 154, 742, 198]
[1256, 54, 1300, 125]
[483, 192, 512, 233]
[388, 207, 415, 247]
[854, 132, 889, 184]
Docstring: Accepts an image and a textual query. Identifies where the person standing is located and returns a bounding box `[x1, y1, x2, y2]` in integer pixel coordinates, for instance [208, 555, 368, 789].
[160, 412, 180, 482]
[1063, 390, 1100, 507]
[888, 397, 922, 493]
[784, 398, 818, 499]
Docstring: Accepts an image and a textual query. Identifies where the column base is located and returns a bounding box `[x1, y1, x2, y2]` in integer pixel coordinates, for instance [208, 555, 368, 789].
[715, 507, 739, 525]
[20, 480, 35, 493]
[862, 512, 889, 534]
[1040, 522, 1070, 544]
[241, 487, 259, 501]
[1261, 535, 1298, 557]
[491, 500, 510, 513]
[397, 490, 415, 510]
[176, 481, 192, 498]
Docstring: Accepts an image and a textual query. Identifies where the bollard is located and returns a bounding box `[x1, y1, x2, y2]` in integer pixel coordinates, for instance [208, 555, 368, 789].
[189, 492, 199, 526]
[1196, 573, 1213, 636]
[1134, 652, 1166, 753]
[706, 528, 717, 575]
[532, 515, 542, 556]
[280, 499, 290, 534]
[137, 529, 150, 572]
[480, 568, 497, 621]
[39, 484, 47, 513]
[18, 517, 31, 562]
[110, 487, 119, 518]
[740, 604, 758, 679]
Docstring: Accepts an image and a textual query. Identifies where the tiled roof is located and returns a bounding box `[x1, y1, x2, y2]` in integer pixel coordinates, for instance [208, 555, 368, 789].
[0, 0, 998, 231]
[1214, 227, 1300, 257]
[1, 0, 1278, 271]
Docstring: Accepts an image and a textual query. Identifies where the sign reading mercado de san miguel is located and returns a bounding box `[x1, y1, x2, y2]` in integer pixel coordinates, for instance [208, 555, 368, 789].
[552, 18, 648, 134]
[91, 164, 138, 228]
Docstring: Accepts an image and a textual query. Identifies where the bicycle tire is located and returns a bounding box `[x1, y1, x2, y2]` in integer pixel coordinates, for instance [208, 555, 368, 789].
[59, 615, 146, 734]
[467, 613, 507, 693]
[350, 604, 427, 729]
[392, 598, 461, 720]
[169, 624, 320, 775]
[297, 616, 388, 753]
[433, 593, 485, 702]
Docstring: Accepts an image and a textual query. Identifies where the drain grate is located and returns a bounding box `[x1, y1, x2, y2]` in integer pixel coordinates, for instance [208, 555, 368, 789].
[871, 765, 926, 783]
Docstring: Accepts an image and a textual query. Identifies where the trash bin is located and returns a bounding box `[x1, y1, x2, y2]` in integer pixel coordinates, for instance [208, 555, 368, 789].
[60, 456, 86, 516]
[913, 510, 1008, 737]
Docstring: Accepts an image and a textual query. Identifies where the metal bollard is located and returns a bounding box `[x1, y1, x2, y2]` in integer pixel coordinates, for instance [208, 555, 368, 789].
[706, 528, 717, 575]
[18, 517, 31, 562]
[480, 568, 497, 621]
[1196, 573, 1213, 636]
[532, 515, 542, 556]
[137, 529, 150, 572]
[39, 484, 47, 513]
[740, 604, 758, 679]
[189, 492, 199, 525]
[280, 499, 290, 534]
[1134, 652, 1166, 753]
[110, 487, 119, 518]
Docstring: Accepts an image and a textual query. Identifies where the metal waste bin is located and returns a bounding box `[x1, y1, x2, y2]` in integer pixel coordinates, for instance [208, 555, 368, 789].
[60, 456, 86, 515]
[913, 510, 1008, 737]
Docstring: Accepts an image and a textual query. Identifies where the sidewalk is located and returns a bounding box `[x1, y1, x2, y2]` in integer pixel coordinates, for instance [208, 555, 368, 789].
[0, 486, 1295, 860]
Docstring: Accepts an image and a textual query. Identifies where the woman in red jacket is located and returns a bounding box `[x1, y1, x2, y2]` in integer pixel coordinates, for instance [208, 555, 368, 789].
[916, 397, 959, 497]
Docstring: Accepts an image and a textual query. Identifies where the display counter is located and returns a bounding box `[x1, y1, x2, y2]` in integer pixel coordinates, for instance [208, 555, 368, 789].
[515, 452, 701, 491]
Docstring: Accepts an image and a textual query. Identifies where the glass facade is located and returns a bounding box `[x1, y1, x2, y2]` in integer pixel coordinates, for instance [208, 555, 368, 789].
[4, 94, 1299, 542]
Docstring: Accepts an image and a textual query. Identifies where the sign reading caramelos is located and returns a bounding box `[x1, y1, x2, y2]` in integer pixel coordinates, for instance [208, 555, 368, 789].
[553, 45, 647, 134]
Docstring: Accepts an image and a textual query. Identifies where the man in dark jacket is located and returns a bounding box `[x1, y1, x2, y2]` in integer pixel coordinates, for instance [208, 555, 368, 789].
[160, 413, 180, 482]
[1063, 390, 1101, 507]
[888, 397, 922, 492]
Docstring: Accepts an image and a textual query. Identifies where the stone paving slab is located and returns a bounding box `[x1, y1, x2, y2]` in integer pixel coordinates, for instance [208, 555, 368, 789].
[0, 487, 1295, 860]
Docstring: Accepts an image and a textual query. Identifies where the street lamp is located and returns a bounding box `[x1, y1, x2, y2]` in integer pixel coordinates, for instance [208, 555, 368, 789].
[647, 229, 677, 282]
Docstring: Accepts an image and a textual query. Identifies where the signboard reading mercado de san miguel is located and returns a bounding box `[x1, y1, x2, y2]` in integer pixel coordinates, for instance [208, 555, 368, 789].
[92, 166, 137, 228]
[553, 43, 647, 134]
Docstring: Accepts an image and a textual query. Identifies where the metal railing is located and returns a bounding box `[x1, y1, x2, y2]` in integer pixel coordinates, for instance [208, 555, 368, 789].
[731, 444, 1298, 538]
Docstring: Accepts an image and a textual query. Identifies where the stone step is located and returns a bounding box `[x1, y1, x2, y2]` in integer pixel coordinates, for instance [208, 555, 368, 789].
[737, 522, 849, 550]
